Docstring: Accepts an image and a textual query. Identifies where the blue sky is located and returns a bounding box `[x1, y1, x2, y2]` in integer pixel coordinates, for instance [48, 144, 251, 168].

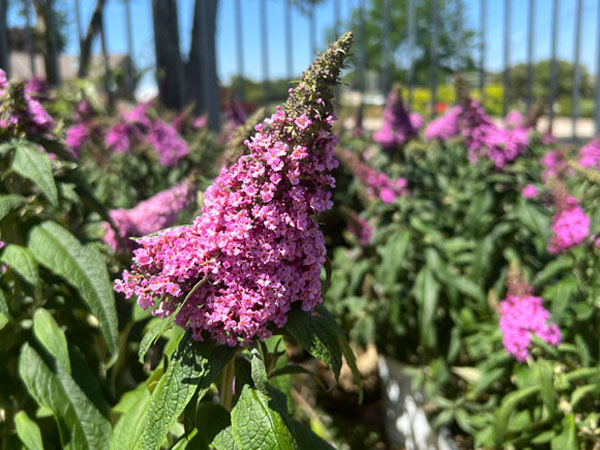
[8, 0, 600, 95]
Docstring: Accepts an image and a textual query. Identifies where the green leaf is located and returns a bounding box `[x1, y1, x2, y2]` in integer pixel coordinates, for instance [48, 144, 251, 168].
[533, 256, 574, 288]
[109, 383, 151, 450]
[493, 385, 539, 445]
[536, 361, 557, 415]
[285, 304, 342, 382]
[516, 198, 550, 239]
[138, 277, 207, 364]
[1, 244, 39, 286]
[19, 343, 111, 450]
[11, 142, 58, 206]
[288, 419, 334, 450]
[231, 386, 296, 450]
[194, 402, 231, 447]
[0, 194, 24, 221]
[551, 414, 579, 450]
[142, 338, 236, 450]
[0, 289, 9, 317]
[14, 410, 44, 450]
[0, 312, 8, 330]
[211, 426, 238, 450]
[413, 267, 440, 349]
[32, 308, 71, 373]
[27, 221, 118, 365]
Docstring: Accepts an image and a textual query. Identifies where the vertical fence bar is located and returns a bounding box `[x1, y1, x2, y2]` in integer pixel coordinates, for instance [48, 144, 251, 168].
[285, 0, 293, 79]
[47, 0, 61, 83]
[260, 0, 269, 106]
[456, 0, 463, 71]
[526, 0, 535, 110]
[595, 0, 600, 135]
[358, 0, 365, 95]
[74, 0, 82, 52]
[235, 0, 245, 101]
[549, 0, 559, 133]
[382, 0, 391, 94]
[408, 0, 415, 107]
[25, 0, 36, 75]
[309, 4, 317, 58]
[503, 0, 510, 117]
[572, 0, 583, 140]
[0, 0, 10, 78]
[430, 0, 439, 117]
[124, 0, 134, 60]
[334, 0, 340, 36]
[99, 6, 113, 109]
[479, 0, 486, 98]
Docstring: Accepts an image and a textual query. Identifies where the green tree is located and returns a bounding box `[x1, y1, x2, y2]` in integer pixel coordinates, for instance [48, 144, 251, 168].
[345, 0, 476, 88]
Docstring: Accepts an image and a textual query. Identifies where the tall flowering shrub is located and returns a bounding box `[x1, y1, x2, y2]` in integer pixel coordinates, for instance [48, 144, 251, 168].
[374, 84, 421, 150]
[547, 182, 590, 253]
[578, 137, 600, 169]
[116, 33, 354, 346]
[461, 100, 529, 169]
[103, 181, 196, 252]
[499, 266, 561, 362]
[0, 70, 54, 136]
[337, 148, 408, 203]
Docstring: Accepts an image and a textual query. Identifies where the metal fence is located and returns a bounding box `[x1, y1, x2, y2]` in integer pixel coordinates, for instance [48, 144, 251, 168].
[1, 0, 600, 140]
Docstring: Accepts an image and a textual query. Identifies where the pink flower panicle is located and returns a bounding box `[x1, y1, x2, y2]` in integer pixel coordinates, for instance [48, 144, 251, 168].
[540, 149, 568, 180]
[521, 184, 539, 199]
[115, 32, 354, 346]
[146, 120, 190, 166]
[499, 267, 561, 362]
[103, 181, 195, 252]
[373, 85, 420, 149]
[424, 106, 462, 141]
[578, 138, 600, 170]
[338, 148, 408, 203]
[105, 122, 141, 153]
[548, 184, 590, 253]
[345, 209, 373, 246]
[461, 100, 529, 169]
[504, 110, 524, 129]
[0, 71, 54, 136]
[65, 123, 92, 157]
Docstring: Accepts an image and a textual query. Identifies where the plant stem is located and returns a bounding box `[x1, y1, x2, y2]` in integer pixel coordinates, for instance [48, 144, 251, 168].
[220, 356, 236, 411]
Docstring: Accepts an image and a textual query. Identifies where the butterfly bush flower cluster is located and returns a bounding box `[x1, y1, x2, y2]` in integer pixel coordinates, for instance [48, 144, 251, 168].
[548, 183, 590, 254]
[461, 100, 529, 169]
[345, 209, 373, 246]
[499, 266, 561, 362]
[521, 184, 539, 199]
[540, 149, 569, 180]
[115, 33, 354, 346]
[578, 138, 600, 170]
[424, 106, 462, 141]
[373, 85, 421, 149]
[103, 181, 195, 252]
[105, 101, 189, 166]
[337, 148, 408, 203]
[0, 70, 54, 136]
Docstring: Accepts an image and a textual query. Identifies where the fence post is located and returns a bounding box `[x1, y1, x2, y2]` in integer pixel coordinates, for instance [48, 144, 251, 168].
[0, 0, 8, 78]
[260, 0, 269, 106]
[549, 0, 559, 133]
[285, 0, 293, 80]
[502, 0, 510, 117]
[309, 4, 316, 58]
[46, 0, 61, 84]
[235, 0, 245, 100]
[572, 0, 583, 141]
[334, 0, 340, 36]
[479, 0, 485, 99]
[407, 0, 415, 108]
[594, 0, 600, 135]
[456, 0, 463, 71]
[430, 0, 439, 117]
[382, 0, 391, 95]
[24, 0, 36, 76]
[526, 0, 534, 110]
[99, 5, 113, 109]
